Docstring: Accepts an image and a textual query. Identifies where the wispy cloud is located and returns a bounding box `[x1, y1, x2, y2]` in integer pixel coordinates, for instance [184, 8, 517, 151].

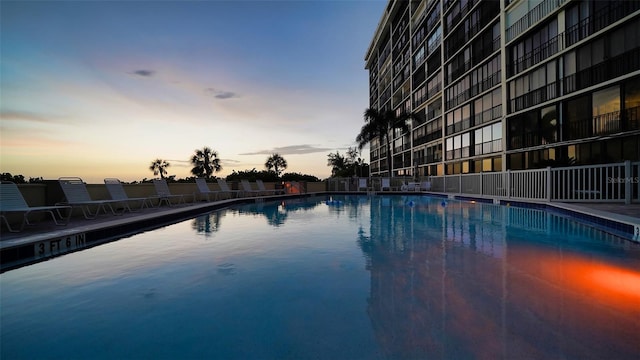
[204, 88, 239, 100]
[0, 110, 70, 124]
[131, 69, 155, 77]
[239, 144, 333, 156]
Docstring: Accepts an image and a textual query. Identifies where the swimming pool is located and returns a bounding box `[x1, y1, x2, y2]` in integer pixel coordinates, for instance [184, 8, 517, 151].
[1, 195, 639, 359]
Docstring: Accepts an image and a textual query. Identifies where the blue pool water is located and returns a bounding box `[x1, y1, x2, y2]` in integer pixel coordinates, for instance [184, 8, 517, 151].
[1, 195, 639, 359]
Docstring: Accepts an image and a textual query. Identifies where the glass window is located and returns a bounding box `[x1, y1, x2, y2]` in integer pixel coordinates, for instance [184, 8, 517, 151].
[592, 86, 620, 116]
[492, 88, 501, 107]
[564, 51, 576, 75]
[483, 125, 492, 141]
[546, 61, 556, 83]
[462, 161, 470, 173]
[577, 45, 592, 71]
[482, 158, 492, 171]
[492, 122, 502, 139]
[591, 37, 605, 65]
[611, 27, 625, 57]
[475, 128, 483, 144]
[462, 133, 470, 147]
[540, 105, 558, 143]
[624, 78, 640, 110]
[493, 156, 502, 172]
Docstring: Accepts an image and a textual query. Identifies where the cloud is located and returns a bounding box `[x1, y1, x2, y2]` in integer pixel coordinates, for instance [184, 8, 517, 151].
[0, 110, 70, 124]
[239, 144, 333, 156]
[131, 69, 155, 77]
[204, 88, 239, 100]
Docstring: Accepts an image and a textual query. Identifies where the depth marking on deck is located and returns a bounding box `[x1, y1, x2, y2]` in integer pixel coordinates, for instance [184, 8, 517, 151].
[35, 233, 87, 259]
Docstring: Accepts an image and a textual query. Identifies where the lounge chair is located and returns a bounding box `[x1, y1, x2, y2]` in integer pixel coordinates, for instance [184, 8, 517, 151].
[255, 180, 280, 196]
[358, 178, 369, 192]
[380, 178, 392, 191]
[0, 181, 72, 232]
[420, 181, 432, 191]
[104, 178, 152, 212]
[240, 180, 262, 197]
[216, 179, 242, 198]
[195, 178, 221, 201]
[152, 179, 186, 206]
[58, 177, 124, 219]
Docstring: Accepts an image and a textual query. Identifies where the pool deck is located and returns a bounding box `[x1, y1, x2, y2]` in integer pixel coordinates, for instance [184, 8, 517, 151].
[1, 192, 639, 271]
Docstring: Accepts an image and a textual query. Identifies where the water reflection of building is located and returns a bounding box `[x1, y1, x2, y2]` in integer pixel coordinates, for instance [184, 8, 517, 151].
[361, 197, 640, 358]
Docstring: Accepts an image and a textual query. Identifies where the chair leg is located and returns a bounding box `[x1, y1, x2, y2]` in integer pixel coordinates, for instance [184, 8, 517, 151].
[1, 214, 24, 232]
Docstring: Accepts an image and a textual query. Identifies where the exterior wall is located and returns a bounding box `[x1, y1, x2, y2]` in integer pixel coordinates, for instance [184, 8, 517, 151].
[365, 0, 640, 178]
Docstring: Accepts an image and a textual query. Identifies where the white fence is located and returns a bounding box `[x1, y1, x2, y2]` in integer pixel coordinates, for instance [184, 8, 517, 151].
[327, 161, 640, 204]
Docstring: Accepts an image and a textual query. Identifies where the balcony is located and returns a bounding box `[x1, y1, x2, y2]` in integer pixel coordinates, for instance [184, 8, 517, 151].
[510, 81, 559, 113]
[565, 106, 640, 141]
[563, 47, 640, 95]
[565, 1, 640, 47]
[509, 35, 560, 76]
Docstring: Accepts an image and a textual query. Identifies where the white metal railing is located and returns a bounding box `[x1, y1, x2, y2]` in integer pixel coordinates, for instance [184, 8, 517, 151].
[326, 161, 639, 204]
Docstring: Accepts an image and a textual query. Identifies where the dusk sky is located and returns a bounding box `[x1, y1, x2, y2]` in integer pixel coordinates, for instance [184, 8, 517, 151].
[1, 0, 386, 183]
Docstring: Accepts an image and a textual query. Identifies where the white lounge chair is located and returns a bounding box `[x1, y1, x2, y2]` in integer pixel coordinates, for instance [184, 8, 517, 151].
[216, 179, 242, 198]
[0, 181, 71, 232]
[104, 178, 152, 212]
[256, 180, 280, 196]
[195, 178, 221, 201]
[58, 177, 124, 219]
[380, 178, 392, 191]
[240, 180, 262, 197]
[358, 178, 369, 192]
[401, 182, 419, 191]
[152, 179, 186, 206]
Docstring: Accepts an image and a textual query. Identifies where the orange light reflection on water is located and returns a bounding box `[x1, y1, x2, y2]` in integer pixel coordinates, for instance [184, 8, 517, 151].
[513, 246, 640, 314]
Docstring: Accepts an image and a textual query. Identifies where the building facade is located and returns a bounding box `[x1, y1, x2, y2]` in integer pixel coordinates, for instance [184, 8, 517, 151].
[365, 0, 640, 177]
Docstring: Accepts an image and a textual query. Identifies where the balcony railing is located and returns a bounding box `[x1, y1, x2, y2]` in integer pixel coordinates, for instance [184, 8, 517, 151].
[506, 0, 568, 42]
[566, 106, 640, 140]
[563, 47, 640, 95]
[509, 35, 560, 76]
[565, 0, 640, 47]
[510, 81, 559, 113]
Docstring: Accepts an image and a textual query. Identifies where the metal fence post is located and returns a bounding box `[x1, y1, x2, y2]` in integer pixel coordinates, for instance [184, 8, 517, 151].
[625, 160, 631, 205]
[507, 170, 511, 198]
[546, 166, 552, 202]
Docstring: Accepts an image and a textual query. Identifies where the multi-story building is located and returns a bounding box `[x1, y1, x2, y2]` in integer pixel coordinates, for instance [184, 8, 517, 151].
[365, 0, 640, 177]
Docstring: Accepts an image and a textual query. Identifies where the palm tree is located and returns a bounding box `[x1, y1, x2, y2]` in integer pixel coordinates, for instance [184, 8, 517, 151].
[191, 147, 222, 178]
[356, 108, 411, 177]
[327, 151, 349, 177]
[149, 159, 170, 179]
[265, 153, 287, 177]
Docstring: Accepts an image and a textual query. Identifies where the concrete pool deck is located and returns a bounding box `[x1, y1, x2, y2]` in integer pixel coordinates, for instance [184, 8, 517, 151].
[1, 192, 639, 272]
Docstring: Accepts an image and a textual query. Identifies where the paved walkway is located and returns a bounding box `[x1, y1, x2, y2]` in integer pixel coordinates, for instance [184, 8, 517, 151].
[573, 203, 640, 220]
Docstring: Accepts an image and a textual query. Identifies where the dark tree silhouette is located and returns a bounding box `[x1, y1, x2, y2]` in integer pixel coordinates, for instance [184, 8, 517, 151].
[149, 159, 170, 179]
[265, 153, 287, 177]
[356, 108, 411, 177]
[191, 147, 222, 178]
